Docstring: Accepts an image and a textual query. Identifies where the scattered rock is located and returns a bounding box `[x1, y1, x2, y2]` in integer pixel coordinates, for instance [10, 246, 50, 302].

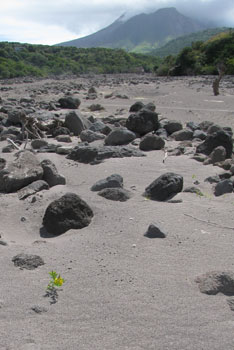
[183, 186, 203, 196]
[18, 180, 49, 200]
[214, 179, 233, 196]
[139, 133, 165, 151]
[144, 172, 183, 201]
[43, 193, 93, 235]
[31, 305, 48, 314]
[31, 139, 49, 150]
[41, 159, 66, 187]
[126, 108, 159, 136]
[207, 146, 227, 164]
[89, 121, 112, 135]
[64, 111, 92, 136]
[196, 271, 234, 295]
[0, 151, 43, 193]
[193, 129, 207, 140]
[171, 128, 193, 141]
[196, 130, 233, 158]
[129, 101, 145, 112]
[104, 128, 136, 146]
[164, 120, 183, 135]
[52, 126, 70, 137]
[80, 129, 105, 143]
[98, 188, 132, 201]
[88, 104, 104, 111]
[68, 144, 145, 163]
[12, 253, 45, 270]
[91, 174, 123, 191]
[227, 297, 234, 311]
[56, 135, 72, 143]
[144, 223, 167, 238]
[58, 96, 81, 109]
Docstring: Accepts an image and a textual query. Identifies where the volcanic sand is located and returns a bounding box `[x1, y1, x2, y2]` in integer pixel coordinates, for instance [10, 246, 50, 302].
[0, 74, 234, 349]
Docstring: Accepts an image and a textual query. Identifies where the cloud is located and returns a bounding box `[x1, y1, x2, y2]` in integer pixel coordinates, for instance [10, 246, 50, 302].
[0, 0, 233, 44]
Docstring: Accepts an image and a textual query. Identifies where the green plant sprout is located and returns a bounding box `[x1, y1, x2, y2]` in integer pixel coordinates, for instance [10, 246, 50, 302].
[47, 271, 65, 290]
[45, 271, 65, 304]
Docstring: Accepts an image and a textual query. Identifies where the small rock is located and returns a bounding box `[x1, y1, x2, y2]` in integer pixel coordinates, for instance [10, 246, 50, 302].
[98, 188, 132, 202]
[31, 305, 48, 314]
[196, 271, 234, 295]
[41, 159, 66, 187]
[58, 96, 81, 109]
[91, 174, 123, 191]
[214, 180, 233, 196]
[12, 253, 45, 270]
[144, 224, 167, 238]
[183, 186, 203, 196]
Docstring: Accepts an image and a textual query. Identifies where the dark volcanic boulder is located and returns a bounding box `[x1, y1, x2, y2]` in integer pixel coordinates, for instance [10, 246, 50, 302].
[68, 144, 145, 163]
[104, 128, 136, 146]
[144, 172, 183, 201]
[68, 144, 99, 163]
[0, 151, 43, 193]
[64, 111, 92, 136]
[43, 193, 93, 235]
[171, 129, 193, 141]
[139, 133, 165, 151]
[164, 120, 183, 135]
[91, 174, 123, 191]
[58, 96, 81, 109]
[126, 108, 159, 136]
[214, 179, 233, 196]
[196, 130, 233, 158]
[129, 101, 145, 112]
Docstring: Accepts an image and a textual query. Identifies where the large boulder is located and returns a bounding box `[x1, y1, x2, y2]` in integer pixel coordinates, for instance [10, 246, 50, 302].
[126, 108, 159, 136]
[58, 96, 81, 109]
[104, 128, 136, 146]
[0, 151, 43, 193]
[43, 193, 93, 235]
[64, 111, 92, 136]
[144, 172, 183, 201]
[41, 159, 66, 187]
[196, 130, 233, 158]
[139, 133, 165, 151]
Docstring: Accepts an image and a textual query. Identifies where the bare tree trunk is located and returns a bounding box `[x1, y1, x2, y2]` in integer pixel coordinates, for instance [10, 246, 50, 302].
[212, 64, 225, 96]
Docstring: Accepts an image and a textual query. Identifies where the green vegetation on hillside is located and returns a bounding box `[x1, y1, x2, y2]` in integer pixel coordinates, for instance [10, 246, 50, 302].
[156, 30, 234, 76]
[151, 27, 230, 57]
[0, 42, 160, 79]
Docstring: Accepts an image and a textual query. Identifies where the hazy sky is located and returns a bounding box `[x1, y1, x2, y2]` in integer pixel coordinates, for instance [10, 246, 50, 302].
[0, 0, 234, 45]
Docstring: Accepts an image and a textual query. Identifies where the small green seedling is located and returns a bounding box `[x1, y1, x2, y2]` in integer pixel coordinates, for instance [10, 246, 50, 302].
[45, 271, 65, 304]
[47, 271, 65, 290]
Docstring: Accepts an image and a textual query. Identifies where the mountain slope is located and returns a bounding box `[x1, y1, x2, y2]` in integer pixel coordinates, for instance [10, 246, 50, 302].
[57, 7, 209, 53]
[151, 27, 229, 57]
